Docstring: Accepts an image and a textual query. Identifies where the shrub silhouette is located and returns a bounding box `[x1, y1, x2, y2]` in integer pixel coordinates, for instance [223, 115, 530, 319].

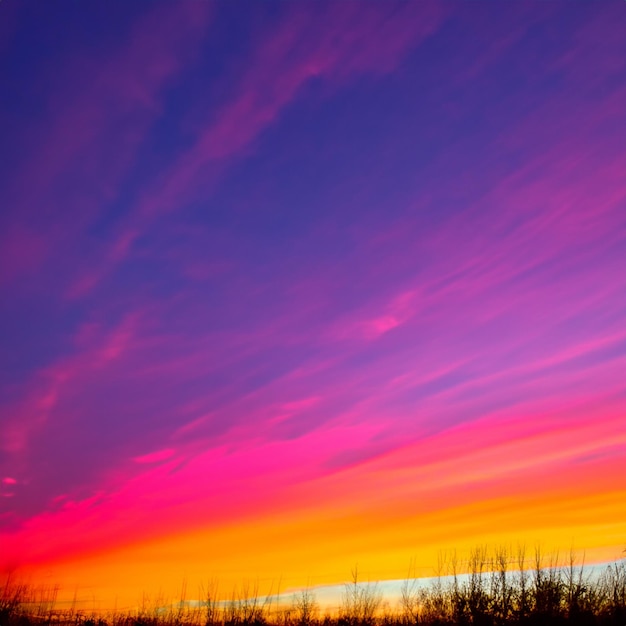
[338, 568, 382, 626]
[291, 589, 318, 626]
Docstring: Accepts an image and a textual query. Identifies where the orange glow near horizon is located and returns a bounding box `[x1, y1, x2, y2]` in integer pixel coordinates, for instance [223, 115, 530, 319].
[7, 406, 626, 608]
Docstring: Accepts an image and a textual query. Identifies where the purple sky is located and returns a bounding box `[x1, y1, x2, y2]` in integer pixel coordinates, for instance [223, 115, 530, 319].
[0, 0, 625, 603]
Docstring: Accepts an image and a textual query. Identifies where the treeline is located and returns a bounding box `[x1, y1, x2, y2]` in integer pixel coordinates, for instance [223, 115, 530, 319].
[1, 547, 625, 626]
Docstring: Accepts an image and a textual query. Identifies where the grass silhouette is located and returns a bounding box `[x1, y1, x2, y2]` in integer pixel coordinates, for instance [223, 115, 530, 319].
[2, 547, 625, 626]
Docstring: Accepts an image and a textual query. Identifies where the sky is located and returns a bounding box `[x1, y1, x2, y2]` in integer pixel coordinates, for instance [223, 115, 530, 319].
[1, 0, 625, 611]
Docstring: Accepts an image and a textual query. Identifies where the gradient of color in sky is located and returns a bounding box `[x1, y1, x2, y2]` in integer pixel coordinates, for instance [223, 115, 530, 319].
[1, 0, 625, 610]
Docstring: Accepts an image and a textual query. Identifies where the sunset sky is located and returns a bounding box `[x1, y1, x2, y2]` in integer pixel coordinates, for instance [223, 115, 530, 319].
[1, 0, 625, 610]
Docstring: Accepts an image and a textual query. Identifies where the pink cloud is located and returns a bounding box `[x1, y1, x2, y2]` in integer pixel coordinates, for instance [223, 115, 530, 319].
[280, 397, 321, 413]
[0, 1, 212, 288]
[67, 2, 447, 297]
[2, 389, 623, 569]
[0, 313, 140, 455]
[133, 449, 176, 465]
